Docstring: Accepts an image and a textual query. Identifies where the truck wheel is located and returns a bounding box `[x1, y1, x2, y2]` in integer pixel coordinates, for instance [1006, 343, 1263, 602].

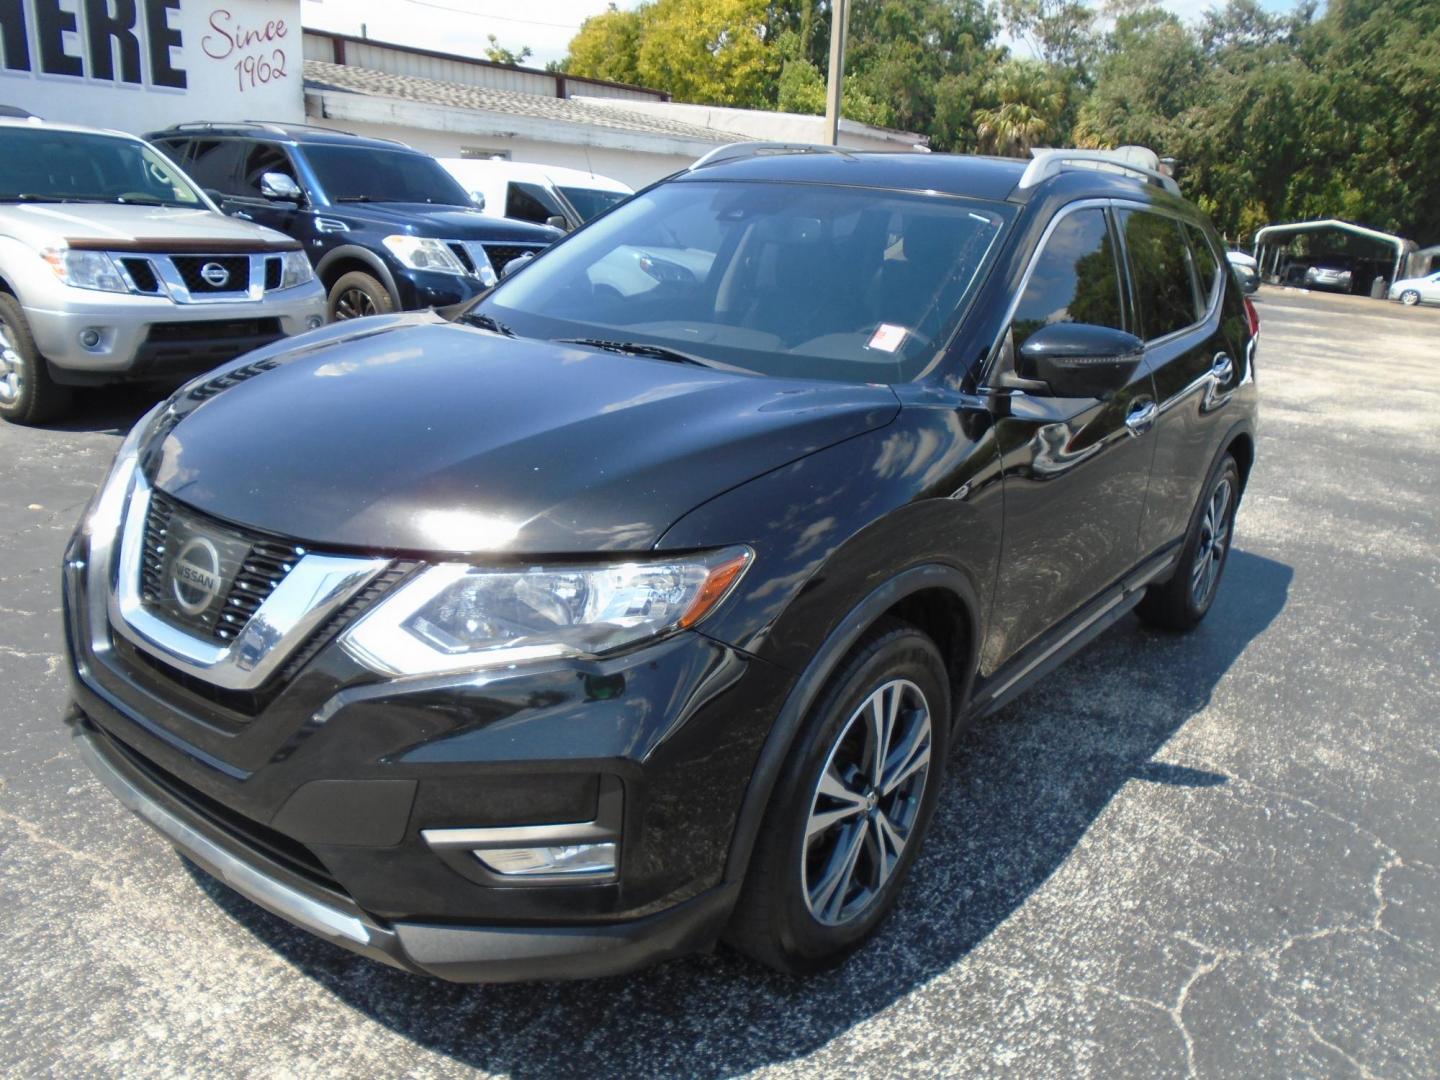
[328, 272, 395, 321]
[726, 621, 949, 974]
[0, 293, 71, 425]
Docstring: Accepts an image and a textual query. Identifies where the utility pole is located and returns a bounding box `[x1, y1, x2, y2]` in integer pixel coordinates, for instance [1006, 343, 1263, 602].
[823, 0, 851, 146]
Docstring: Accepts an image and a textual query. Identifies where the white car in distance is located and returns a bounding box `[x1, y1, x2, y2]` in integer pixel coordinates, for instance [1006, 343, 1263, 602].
[438, 159, 632, 232]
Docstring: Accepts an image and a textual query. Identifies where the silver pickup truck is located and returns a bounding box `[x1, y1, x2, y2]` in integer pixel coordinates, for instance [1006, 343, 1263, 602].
[0, 117, 326, 424]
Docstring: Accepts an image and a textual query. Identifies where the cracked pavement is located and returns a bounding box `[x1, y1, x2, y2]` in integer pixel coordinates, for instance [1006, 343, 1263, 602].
[1, 288, 1437, 1077]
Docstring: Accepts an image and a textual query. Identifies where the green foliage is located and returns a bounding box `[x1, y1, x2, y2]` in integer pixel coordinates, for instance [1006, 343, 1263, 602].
[483, 35, 532, 67]
[561, 0, 1440, 244]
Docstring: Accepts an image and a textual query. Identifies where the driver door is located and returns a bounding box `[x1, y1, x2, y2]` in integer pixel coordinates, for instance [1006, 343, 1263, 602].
[981, 204, 1158, 673]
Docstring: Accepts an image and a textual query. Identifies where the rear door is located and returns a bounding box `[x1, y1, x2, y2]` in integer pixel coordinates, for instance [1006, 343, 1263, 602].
[1117, 207, 1238, 558]
[984, 204, 1159, 668]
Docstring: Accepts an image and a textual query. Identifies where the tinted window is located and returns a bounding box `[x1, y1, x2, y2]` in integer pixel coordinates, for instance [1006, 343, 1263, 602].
[1011, 208, 1124, 349]
[1120, 209, 1200, 340]
[507, 181, 563, 224]
[478, 180, 1012, 384]
[304, 145, 471, 205]
[1185, 223, 1220, 308]
[238, 142, 297, 197]
[184, 140, 244, 193]
[559, 186, 627, 222]
[0, 128, 202, 206]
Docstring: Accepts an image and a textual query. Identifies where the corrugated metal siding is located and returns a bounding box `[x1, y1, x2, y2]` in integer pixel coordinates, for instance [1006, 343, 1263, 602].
[302, 33, 664, 102]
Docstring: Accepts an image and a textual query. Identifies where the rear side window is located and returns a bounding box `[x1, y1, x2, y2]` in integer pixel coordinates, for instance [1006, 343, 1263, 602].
[1119, 209, 1200, 340]
[1185, 223, 1221, 310]
[1011, 207, 1125, 349]
[183, 140, 244, 194]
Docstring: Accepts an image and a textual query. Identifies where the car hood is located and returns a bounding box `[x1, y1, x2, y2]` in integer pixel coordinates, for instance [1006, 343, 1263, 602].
[328, 202, 561, 243]
[0, 203, 295, 250]
[146, 314, 900, 554]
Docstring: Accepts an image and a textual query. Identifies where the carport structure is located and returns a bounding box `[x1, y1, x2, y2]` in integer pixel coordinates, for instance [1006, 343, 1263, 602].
[1253, 219, 1417, 294]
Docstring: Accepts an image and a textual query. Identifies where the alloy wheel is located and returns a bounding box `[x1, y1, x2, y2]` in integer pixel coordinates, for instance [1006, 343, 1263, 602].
[0, 322, 22, 406]
[802, 678, 932, 927]
[1190, 477, 1233, 607]
[1400, 290, 1420, 306]
[334, 288, 378, 320]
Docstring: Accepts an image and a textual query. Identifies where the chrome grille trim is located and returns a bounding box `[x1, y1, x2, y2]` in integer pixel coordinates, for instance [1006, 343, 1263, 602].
[100, 473, 388, 691]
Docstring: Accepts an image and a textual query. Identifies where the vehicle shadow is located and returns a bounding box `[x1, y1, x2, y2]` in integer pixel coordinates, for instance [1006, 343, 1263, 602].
[45, 386, 161, 435]
[185, 548, 1292, 1078]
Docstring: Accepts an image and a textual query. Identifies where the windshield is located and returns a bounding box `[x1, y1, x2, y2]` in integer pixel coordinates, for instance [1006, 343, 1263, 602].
[0, 128, 202, 207]
[559, 185, 628, 222]
[479, 180, 1011, 383]
[306, 146, 473, 205]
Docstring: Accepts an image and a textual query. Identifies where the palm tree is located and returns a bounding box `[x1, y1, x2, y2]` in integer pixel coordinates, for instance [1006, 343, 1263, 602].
[974, 61, 1064, 157]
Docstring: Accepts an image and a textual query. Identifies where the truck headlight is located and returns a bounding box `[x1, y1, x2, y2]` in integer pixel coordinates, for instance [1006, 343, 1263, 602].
[279, 249, 314, 289]
[342, 548, 752, 677]
[42, 248, 129, 293]
[381, 235, 467, 276]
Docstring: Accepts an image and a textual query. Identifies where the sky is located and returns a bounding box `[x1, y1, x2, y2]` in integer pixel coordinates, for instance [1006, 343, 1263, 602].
[300, 0, 1307, 72]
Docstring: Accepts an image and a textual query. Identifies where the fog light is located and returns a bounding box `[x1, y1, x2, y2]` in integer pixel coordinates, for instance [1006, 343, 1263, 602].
[474, 842, 617, 877]
[78, 328, 102, 349]
[306, 314, 324, 330]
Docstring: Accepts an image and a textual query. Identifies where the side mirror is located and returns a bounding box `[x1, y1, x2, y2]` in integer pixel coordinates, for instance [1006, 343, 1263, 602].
[470, 191, 486, 211]
[260, 172, 303, 202]
[545, 214, 570, 232]
[1016, 322, 1144, 398]
[502, 251, 536, 278]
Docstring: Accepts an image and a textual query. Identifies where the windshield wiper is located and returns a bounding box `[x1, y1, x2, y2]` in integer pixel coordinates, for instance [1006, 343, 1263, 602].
[555, 338, 716, 368]
[0, 193, 69, 203]
[334, 195, 375, 203]
[462, 312, 516, 337]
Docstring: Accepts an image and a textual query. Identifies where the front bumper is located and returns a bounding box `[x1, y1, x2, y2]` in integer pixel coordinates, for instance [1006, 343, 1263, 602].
[74, 720, 737, 981]
[27, 281, 326, 379]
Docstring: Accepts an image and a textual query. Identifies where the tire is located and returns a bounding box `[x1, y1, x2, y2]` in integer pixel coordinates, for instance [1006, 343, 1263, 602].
[0, 292, 71, 425]
[1137, 454, 1241, 631]
[327, 271, 395, 321]
[726, 620, 950, 974]
[1400, 290, 1420, 307]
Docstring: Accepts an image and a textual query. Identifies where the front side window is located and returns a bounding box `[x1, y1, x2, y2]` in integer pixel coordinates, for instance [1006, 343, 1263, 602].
[238, 143, 297, 197]
[559, 186, 628, 222]
[507, 182, 564, 224]
[0, 128, 202, 207]
[1120, 209, 1201, 340]
[304, 146, 472, 206]
[477, 180, 1012, 383]
[1011, 207, 1125, 349]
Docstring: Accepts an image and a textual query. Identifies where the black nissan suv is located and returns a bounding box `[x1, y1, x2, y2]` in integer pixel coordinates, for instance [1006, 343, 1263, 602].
[147, 123, 560, 322]
[64, 145, 1258, 982]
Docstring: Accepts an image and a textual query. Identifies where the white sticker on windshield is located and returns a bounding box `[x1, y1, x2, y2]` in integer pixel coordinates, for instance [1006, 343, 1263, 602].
[868, 323, 907, 353]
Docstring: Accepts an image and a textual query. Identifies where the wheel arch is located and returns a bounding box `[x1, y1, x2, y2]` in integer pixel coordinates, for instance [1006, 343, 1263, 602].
[315, 246, 401, 306]
[1222, 422, 1256, 493]
[722, 563, 981, 887]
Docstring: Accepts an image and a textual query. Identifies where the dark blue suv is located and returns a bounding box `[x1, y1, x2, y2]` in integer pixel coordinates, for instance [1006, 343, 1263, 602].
[149, 123, 559, 321]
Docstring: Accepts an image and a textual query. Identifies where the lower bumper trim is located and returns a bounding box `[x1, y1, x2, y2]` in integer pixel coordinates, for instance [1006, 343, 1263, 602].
[75, 725, 737, 982]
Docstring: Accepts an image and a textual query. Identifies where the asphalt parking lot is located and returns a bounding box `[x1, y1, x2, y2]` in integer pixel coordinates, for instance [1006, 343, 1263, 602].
[1, 287, 1437, 1078]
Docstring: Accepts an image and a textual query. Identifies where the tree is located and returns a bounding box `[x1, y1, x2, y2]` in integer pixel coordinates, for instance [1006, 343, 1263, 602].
[974, 60, 1064, 156]
[564, 4, 646, 86]
[483, 35, 532, 66]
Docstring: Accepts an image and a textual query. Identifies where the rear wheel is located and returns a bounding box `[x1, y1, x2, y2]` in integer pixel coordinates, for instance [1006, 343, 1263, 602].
[0, 293, 71, 425]
[1138, 455, 1240, 631]
[1400, 289, 1421, 307]
[328, 271, 395, 321]
[726, 621, 949, 974]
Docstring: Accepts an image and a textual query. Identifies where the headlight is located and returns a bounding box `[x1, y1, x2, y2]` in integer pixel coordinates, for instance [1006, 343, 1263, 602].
[278, 249, 313, 289]
[342, 547, 752, 676]
[381, 235, 467, 275]
[42, 248, 129, 293]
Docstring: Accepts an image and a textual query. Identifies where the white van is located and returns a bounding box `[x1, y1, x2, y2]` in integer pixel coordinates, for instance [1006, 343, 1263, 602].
[438, 159, 632, 231]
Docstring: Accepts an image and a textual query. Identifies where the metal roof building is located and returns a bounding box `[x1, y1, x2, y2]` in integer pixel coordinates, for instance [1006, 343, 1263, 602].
[1253, 219, 1420, 291]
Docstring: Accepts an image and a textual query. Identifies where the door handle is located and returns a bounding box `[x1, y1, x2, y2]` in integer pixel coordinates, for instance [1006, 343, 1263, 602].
[232, 210, 253, 221]
[1211, 353, 1234, 384]
[1124, 400, 1157, 437]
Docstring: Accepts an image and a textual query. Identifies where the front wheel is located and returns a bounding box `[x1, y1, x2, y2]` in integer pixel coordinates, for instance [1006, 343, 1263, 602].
[0, 293, 71, 425]
[1400, 289, 1421, 307]
[328, 271, 396, 321]
[1138, 455, 1241, 631]
[726, 622, 950, 974]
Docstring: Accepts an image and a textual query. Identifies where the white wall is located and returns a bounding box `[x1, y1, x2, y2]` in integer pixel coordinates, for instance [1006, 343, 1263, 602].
[0, 0, 303, 134]
[314, 117, 696, 189]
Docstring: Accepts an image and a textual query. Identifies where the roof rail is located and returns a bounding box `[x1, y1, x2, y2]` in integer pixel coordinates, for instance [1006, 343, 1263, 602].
[1018, 148, 1180, 196]
[689, 141, 855, 171]
[158, 120, 393, 141]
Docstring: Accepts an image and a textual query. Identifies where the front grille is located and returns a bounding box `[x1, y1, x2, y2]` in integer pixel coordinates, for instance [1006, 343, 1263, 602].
[483, 244, 543, 276]
[446, 242, 477, 275]
[140, 491, 303, 644]
[121, 257, 161, 293]
[95, 724, 344, 894]
[172, 255, 250, 294]
[264, 256, 283, 291]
